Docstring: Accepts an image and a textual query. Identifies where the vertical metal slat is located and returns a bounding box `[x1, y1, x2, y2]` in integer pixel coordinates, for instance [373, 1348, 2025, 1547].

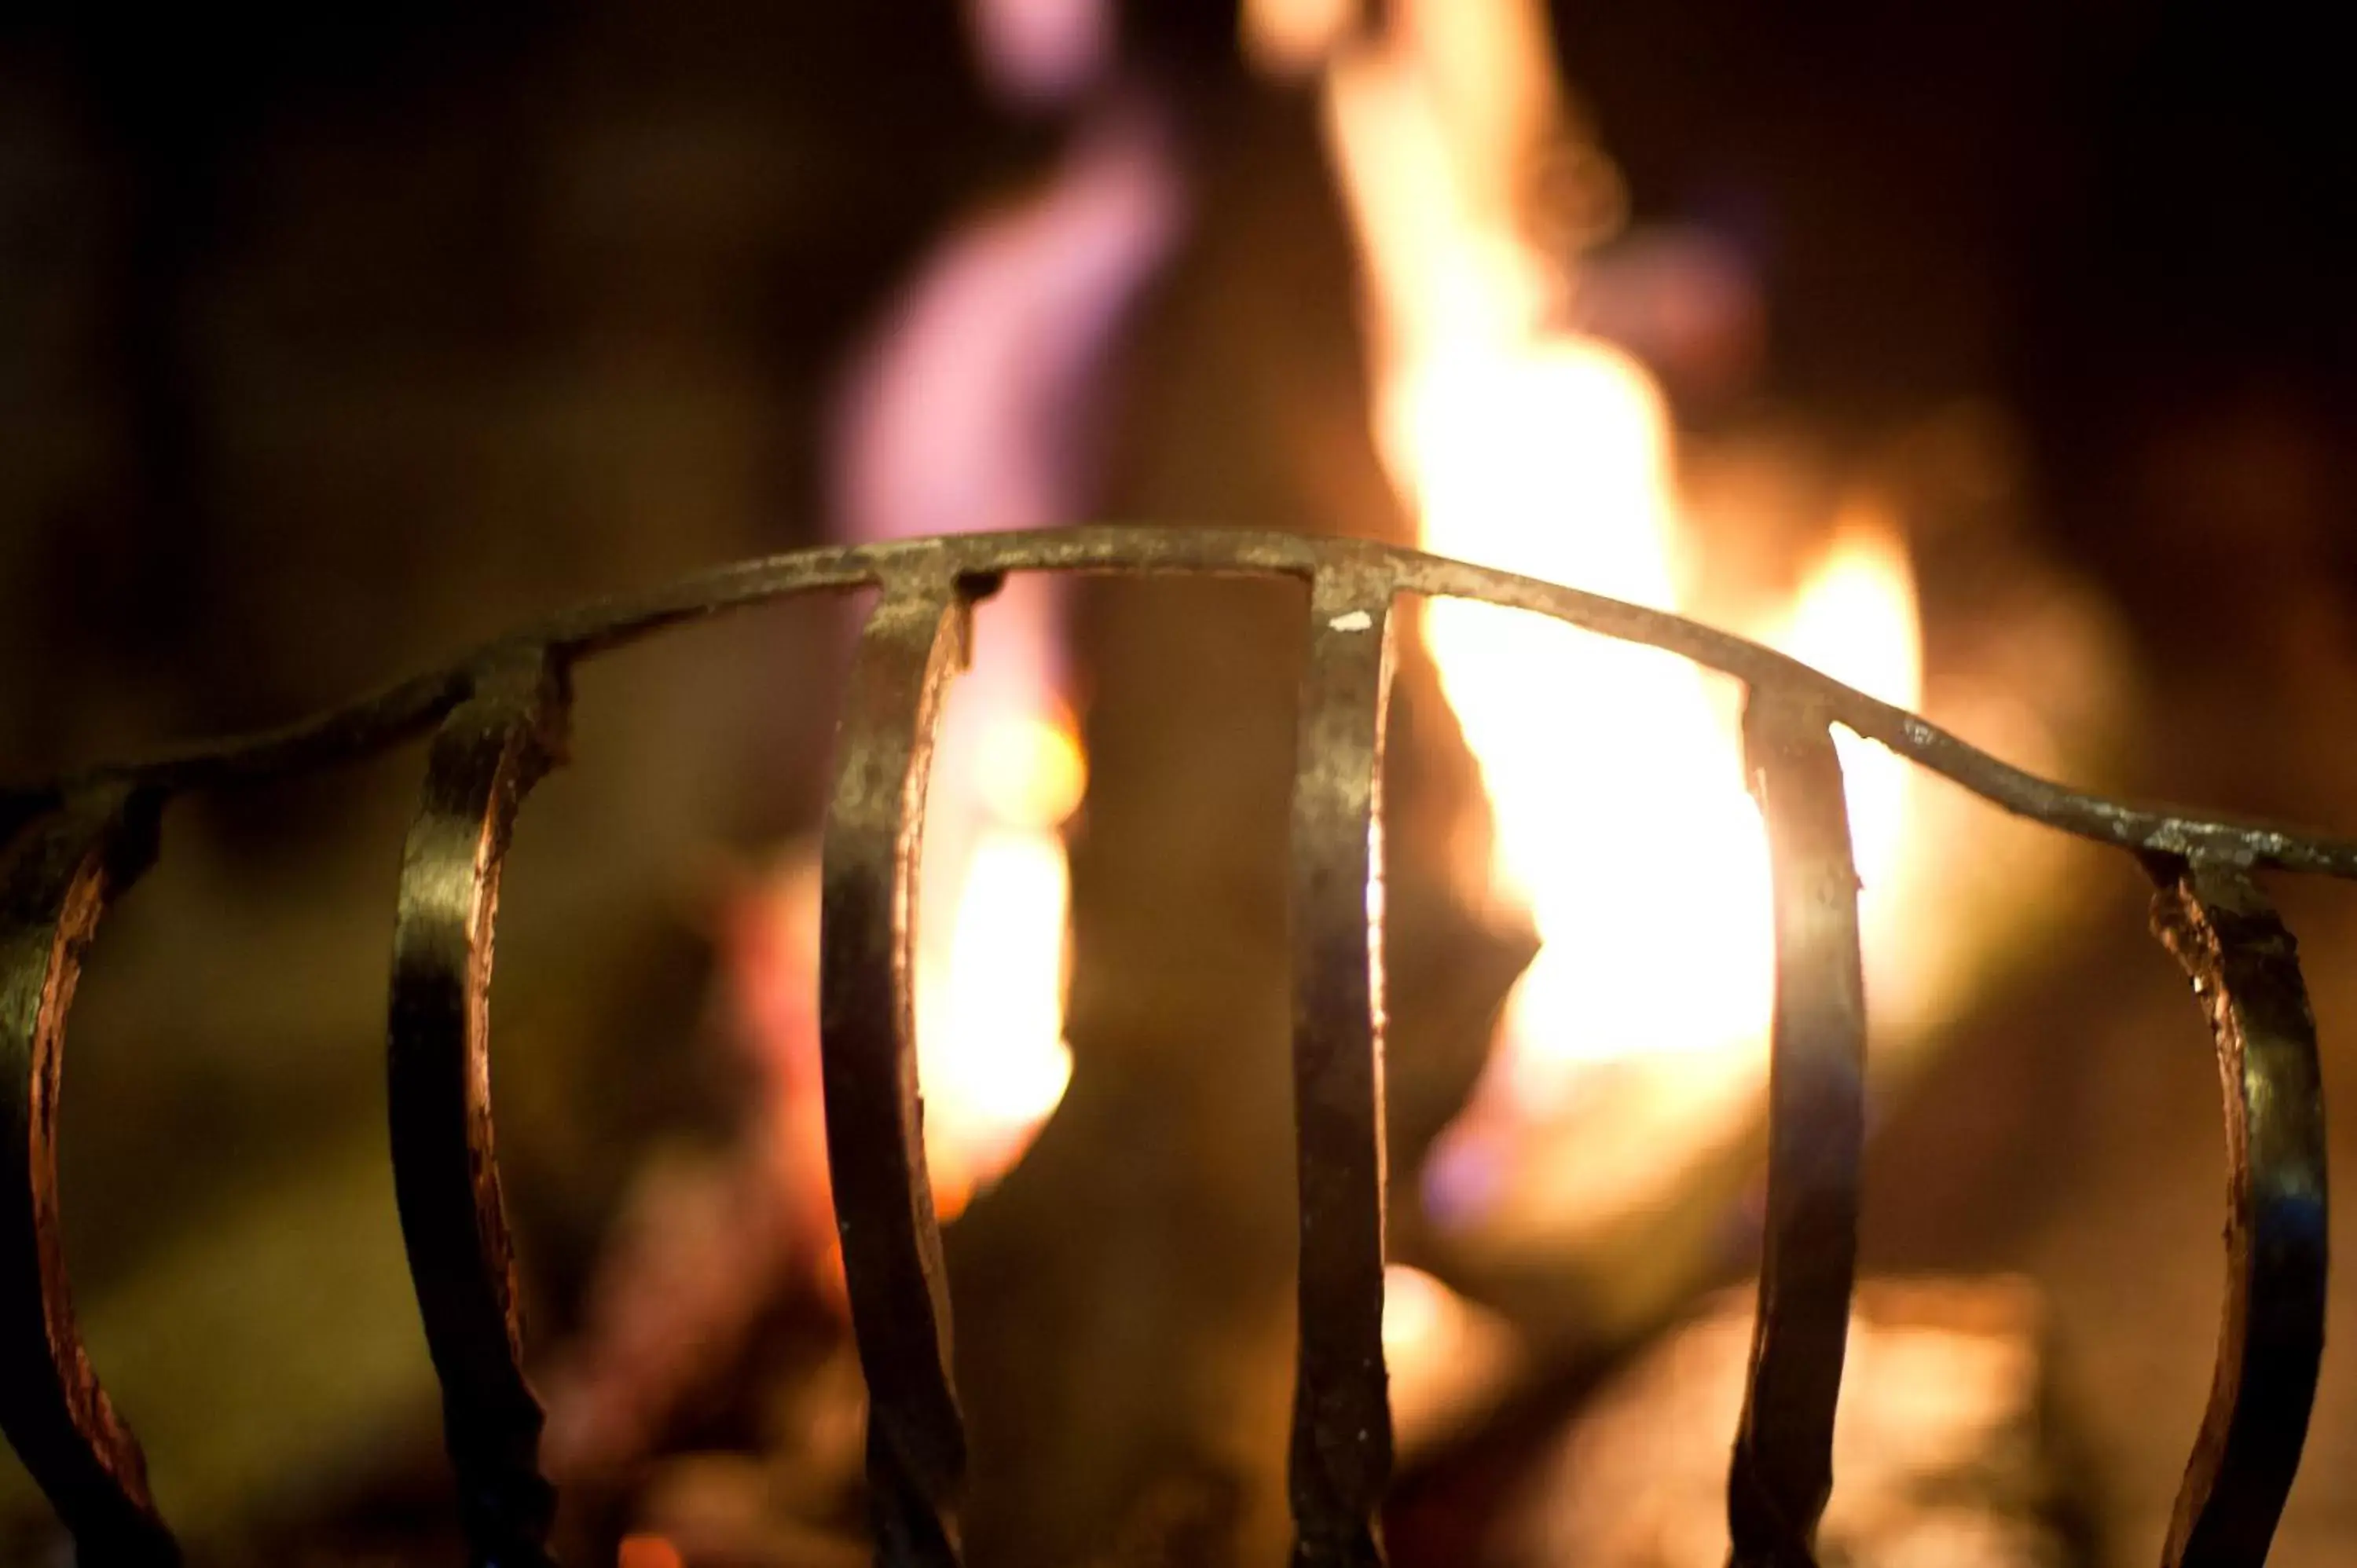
[1728, 692, 1866, 1568]
[0, 790, 179, 1566]
[2150, 860, 2326, 1568]
[1286, 572, 1398, 1568]
[821, 581, 973, 1567]
[388, 653, 570, 1568]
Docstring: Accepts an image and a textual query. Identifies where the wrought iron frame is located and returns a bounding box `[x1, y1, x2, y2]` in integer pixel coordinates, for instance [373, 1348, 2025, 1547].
[0, 526, 2338, 1567]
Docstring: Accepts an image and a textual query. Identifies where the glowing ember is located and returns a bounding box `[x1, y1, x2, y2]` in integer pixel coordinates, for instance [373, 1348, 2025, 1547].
[616, 1536, 685, 1568]
[1278, 0, 1926, 1107]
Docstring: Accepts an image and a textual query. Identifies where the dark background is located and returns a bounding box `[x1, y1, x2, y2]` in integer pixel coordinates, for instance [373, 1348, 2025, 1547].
[5, 2, 2352, 759]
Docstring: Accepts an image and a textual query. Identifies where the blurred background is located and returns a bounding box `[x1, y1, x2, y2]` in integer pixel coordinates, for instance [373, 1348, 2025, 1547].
[2, 2, 2355, 1564]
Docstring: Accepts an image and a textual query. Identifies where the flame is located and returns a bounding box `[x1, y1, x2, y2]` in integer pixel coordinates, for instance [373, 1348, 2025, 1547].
[1269, 0, 1925, 1105]
[829, 0, 1178, 1218]
[1380, 1262, 1527, 1457]
[974, 707, 1091, 830]
[915, 700, 1083, 1214]
[1775, 510, 1923, 923]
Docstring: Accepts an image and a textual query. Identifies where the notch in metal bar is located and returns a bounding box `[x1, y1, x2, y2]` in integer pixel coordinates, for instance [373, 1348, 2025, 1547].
[0, 789, 178, 1566]
[388, 653, 570, 1568]
[1287, 572, 1399, 1568]
[1728, 692, 1866, 1568]
[2150, 860, 2326, 1568]
[821, 580, 973, 1567]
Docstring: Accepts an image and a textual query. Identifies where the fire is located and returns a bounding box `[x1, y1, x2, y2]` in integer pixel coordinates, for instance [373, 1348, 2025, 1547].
[915, 696, 1083, 1214]
[1409, 342, 1780, 1105]
[1380, 1263, 1524, 1456]
[1775, 510, 1924, 957]
[1260, 0, 1926, 1099]
[829, 0, 1178, 1218]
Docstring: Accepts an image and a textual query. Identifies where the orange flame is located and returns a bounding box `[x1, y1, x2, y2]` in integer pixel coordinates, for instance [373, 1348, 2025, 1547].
[1256, 0, 1925, 1106]
[915, 695, 1083, 1214]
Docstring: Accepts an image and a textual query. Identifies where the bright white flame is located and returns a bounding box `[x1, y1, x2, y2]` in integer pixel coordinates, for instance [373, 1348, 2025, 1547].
[907, 648, 1087, 1218]
[975, 709, 1090, 831]
[914, 695, 1086, 1211]
[1409, 345, 1777, 1100]
[1299, 0, 1924, 1112]
[919, 821, 1078, 1207]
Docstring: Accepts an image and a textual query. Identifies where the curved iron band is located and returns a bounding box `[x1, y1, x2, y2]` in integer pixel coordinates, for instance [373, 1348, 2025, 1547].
[1286, 572, 1399, 1568]
[31, 528, 2357, 883]
[1727, 694, 1866, 1568]
[5, 523, 2353, 1560]
[387, 654, 570, 1568]
[0, 789, 178, 1564]
[821, 582, 971, 1567]
[2150, 863, 2327, 1568]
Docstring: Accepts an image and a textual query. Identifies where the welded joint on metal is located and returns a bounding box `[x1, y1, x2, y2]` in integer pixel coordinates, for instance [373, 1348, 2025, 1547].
[388, 645, 573, 1568]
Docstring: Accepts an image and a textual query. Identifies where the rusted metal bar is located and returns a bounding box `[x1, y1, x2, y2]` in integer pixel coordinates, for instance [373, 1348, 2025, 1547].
[1727, 692, 1866, 1568]
[0, 789, 178, 1566]
[2149, 860, 2327, 1568]
[387, 652, 571, 1568]
[820, 578, 973, 1567]
[1287, 569, 1399, 1568]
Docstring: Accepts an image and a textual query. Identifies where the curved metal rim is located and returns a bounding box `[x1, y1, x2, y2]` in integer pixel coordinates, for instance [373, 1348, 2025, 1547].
[0, 524, 2342, 1568]
[0, 789, 179, 1566]
[6, 525, 2355, 881]
[2149, 861, 2329, 1568]
[386, 654, 566, 1568]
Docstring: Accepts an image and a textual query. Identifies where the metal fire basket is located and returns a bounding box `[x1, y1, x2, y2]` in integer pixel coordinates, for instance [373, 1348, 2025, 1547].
[0, 526, 2340, 1567]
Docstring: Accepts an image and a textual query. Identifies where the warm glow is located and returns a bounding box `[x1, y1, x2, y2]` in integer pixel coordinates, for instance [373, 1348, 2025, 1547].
[830, 0, 1167, 1222]
[918, 802, 1079, 1212]
[617, 1537, 684, 1568]
[1240, 0, 1354, 76]
[1301, 0, 1925, 1110]
[1381, 1263, 1525, 1457]
[1773, 509, 1923, 914]
[974, 706, 1090, 830]
[944, 701, 1088, 1194]
[1412, 344, 1779, 1102]
[1381, 1262, 1454, 1360]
